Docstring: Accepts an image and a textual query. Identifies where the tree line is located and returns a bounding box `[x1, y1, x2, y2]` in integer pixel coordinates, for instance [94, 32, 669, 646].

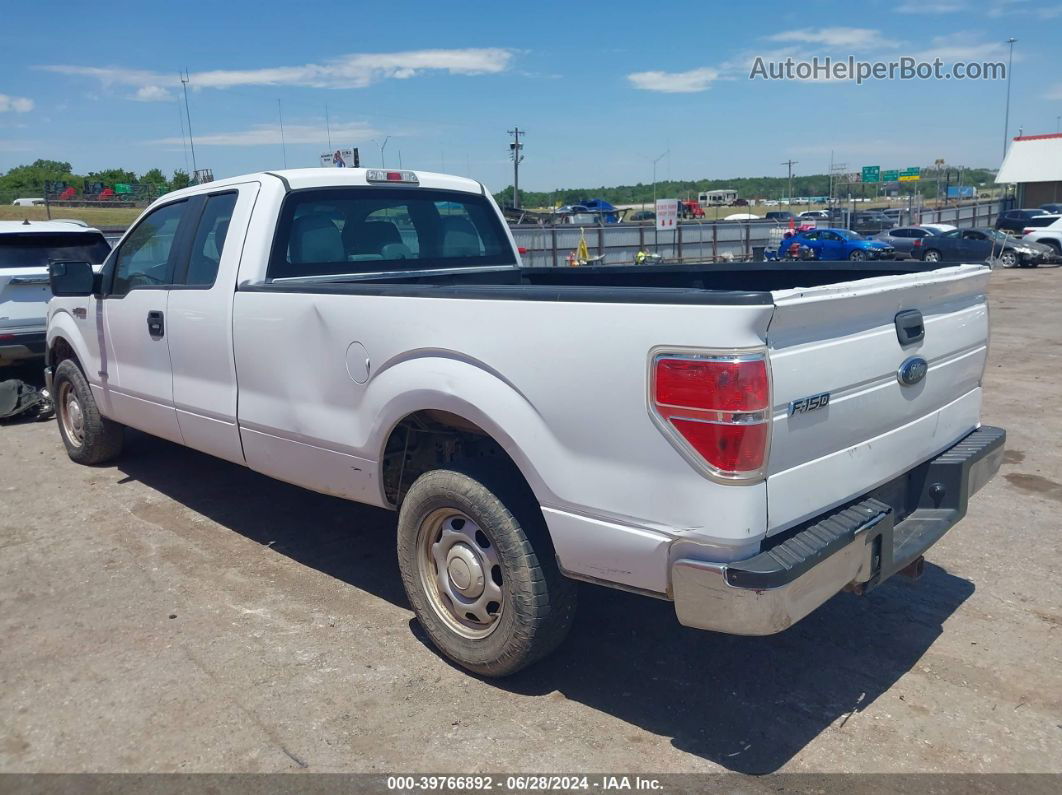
[0, 159, 193, 198]
[493, 167, 1000, 208]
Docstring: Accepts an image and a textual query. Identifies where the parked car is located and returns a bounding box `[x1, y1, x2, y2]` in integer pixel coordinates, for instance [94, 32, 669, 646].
[798, 210, 829, 219]
[1021, 215, 1062, 256]
[1, 220, 110, 367]
[995, 208, 1054, 234]
[628, 210, 655, 222]
[1017, 214, 1061, 237]
[46, 168, 1003, 676]
[1039, 203, 1062, 214]
[919, 227, 1055, 267]
[874, 226, 941, 259]
[779, 227, 895, 260]
[920, 223, 957, 234]
[765, 211, 796, 222]
[11, 197, 44, 207]
[850, 211, 895, 235]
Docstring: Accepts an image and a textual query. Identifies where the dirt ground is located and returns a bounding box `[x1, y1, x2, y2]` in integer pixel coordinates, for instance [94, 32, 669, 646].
[0, 267, 1060, 776]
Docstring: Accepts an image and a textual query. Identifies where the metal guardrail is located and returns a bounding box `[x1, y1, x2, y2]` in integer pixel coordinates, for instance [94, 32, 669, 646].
[511, 200, 1005, 267]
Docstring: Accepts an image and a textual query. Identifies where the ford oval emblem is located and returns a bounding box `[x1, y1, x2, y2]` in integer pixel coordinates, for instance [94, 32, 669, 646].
[897, 356, 928, 386]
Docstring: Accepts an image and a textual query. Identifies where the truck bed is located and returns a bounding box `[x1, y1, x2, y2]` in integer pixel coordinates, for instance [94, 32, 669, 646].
[247, 261, 950, 303]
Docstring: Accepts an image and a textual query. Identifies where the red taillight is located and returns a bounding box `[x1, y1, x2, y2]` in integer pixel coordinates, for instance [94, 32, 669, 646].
[912, 238, 923, 248]
[386, 171, 403, 181]
[517, 246, 528, 254]
[1022, 228, 1034, 235]
[651, 353, 770, 480]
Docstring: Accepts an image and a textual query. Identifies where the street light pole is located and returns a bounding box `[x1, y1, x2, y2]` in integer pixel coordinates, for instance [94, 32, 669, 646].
[1003, 37, 1017, 159]
[372, 136, 391, 168]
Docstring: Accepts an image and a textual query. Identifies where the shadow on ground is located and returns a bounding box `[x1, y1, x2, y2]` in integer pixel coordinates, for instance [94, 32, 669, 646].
[114, 430, 974, 775]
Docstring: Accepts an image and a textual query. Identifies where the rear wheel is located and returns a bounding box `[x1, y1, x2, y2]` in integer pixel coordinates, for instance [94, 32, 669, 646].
[397, 464, 576, 677]
[923, 249, 942, 263]
[53, 359, 124, 465]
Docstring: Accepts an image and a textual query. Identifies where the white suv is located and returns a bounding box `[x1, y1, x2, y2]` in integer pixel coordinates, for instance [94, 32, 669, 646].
[0, 220, 111, 367]
[1021, 214, 1062, 257]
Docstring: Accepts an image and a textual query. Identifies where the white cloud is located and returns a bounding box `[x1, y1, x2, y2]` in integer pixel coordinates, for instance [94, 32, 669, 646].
[627, 67, 720, 93]
[132, 85, 172, 102]
[766, 27, 896, 50]
[0, 93, 34, 113]
[919, 32, 1014, 62]
[897, 1, 965, 12]
[40, 48, 513, 96]
[153, 119, 378, 147]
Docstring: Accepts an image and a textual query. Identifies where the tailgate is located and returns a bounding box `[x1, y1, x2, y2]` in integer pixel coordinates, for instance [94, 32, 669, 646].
[0, 267, 50, 333]
[765, 264, 990, 534]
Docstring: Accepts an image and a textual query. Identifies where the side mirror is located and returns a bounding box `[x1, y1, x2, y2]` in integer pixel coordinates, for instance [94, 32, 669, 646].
[49, 260, 95, 297]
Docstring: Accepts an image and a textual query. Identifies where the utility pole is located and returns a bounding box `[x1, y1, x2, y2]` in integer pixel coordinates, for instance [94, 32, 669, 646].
[781, 159, 798, 204]
[180, 70, 198, 176]
[508, 127, 525, 209]
[325, 103, 333, 151]
[1003, 37, 1017, 159]
[278, 99, 288, 169]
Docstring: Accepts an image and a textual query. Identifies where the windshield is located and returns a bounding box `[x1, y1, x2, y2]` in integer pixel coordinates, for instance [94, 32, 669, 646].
[269, 187, 516, 280]
[0, 232, 111, 269]
[836, 229, 863, 241]
[985, 229, 1010, 243]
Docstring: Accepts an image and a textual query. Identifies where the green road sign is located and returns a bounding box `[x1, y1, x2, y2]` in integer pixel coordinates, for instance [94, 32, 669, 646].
[861, 166, 880, 183]
[881, 170, 899, 181]
[898, 167, 921, 183]
[114, 183, 132, 194]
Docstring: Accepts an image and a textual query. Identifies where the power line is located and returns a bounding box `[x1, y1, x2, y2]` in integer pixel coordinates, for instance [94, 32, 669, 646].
[278, 99, 288, 169]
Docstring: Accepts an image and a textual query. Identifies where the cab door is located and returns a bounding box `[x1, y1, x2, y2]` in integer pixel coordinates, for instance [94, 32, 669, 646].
[167, 184, 259, 464]
[101, 199, 191, 443]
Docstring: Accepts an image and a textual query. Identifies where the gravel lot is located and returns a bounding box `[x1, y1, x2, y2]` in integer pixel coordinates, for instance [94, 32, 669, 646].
[1, 267, 1060, 775]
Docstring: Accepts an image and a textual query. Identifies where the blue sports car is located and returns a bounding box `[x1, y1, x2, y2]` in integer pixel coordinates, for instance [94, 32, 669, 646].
[780, 227, 896, 261]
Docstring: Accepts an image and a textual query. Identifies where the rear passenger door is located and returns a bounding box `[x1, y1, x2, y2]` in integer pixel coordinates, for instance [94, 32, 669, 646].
[168, 183, 259, 464]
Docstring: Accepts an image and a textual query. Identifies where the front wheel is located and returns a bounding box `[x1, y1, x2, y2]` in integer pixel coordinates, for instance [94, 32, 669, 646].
[53, 359, 124, 465]
[923, 249, 942, 263]
[848, 249, 867, 261]
[397, 465, 577, 677]
[998, 250, 1019, 268]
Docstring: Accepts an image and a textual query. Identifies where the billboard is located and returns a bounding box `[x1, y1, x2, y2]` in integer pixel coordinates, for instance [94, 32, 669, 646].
[947, 185, 975, 199]
[320, 148, 360, 168]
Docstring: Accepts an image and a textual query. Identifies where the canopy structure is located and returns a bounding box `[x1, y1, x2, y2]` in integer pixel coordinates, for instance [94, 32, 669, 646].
[996, 133, 1062, 206]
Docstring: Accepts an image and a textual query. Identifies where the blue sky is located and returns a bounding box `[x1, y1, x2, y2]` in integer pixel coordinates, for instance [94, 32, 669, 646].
[1, 0, 1060, 191]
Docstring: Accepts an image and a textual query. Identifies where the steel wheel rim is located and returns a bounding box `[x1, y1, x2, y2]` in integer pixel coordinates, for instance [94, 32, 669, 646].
[58, 381, 85, 448]
[417, 508, 505, 639]
[926, 251, 940, 262]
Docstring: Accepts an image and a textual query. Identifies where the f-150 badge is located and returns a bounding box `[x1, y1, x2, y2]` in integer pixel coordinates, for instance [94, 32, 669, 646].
[789, 392, 830, 415]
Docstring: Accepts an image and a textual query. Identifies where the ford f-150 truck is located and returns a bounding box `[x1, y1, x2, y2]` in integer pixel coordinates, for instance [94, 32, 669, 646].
[45, 168, 1004, 676]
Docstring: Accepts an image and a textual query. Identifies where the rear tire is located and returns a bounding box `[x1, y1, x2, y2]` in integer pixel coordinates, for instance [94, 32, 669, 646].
[923, 249, 942, 263]
[397, 463, 576, 677]
[53, 359, 124, 465]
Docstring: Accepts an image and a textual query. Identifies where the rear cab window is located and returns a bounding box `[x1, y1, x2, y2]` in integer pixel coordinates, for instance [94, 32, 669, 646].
[267, 187, 515, 280]
[0, 232, 111, 269]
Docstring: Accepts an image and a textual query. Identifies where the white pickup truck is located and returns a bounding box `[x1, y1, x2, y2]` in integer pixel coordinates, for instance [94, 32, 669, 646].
[46, 168, 1005, 676]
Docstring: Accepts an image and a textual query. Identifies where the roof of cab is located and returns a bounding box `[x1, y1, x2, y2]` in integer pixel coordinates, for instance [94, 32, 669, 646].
[158, 168, 486, 204]
[0, 219, 104, 235]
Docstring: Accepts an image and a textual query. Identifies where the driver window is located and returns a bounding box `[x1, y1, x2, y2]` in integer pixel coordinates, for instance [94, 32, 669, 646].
[112, 200, 187, 296]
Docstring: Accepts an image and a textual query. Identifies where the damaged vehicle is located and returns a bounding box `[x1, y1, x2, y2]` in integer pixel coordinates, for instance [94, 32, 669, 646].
[45, 169, 1004, 676]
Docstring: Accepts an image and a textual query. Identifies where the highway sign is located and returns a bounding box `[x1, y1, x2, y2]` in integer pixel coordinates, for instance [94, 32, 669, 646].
[861, 166, 880, 183]
[881, 169, 899, 181]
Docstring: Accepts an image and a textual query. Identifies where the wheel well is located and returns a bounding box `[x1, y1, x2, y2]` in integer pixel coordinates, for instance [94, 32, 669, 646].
[382, 410, 527, 507]
[48, 336, 81, 372]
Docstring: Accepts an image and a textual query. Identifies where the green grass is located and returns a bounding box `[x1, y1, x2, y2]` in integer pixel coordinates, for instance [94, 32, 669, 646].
[0, 205, 142, 227]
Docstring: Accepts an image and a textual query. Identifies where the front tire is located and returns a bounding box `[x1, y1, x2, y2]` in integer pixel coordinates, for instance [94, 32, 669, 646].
[397, 464, 577, 677]
[999, 250, 1019, 268]
[848, 249, 867, 261]
[923, 249, 942, 263]
[53, 359, 124, 465]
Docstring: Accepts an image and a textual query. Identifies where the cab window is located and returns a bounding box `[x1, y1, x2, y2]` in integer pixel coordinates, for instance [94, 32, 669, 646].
[111, 200, 187, 296]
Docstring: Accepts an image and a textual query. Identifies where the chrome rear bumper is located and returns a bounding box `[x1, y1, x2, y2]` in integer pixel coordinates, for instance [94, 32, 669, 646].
[671, 425, 1005, 635]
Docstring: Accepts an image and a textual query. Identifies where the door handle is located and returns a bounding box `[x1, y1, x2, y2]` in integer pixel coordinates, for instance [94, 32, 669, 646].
[147, 310, 165, 337]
